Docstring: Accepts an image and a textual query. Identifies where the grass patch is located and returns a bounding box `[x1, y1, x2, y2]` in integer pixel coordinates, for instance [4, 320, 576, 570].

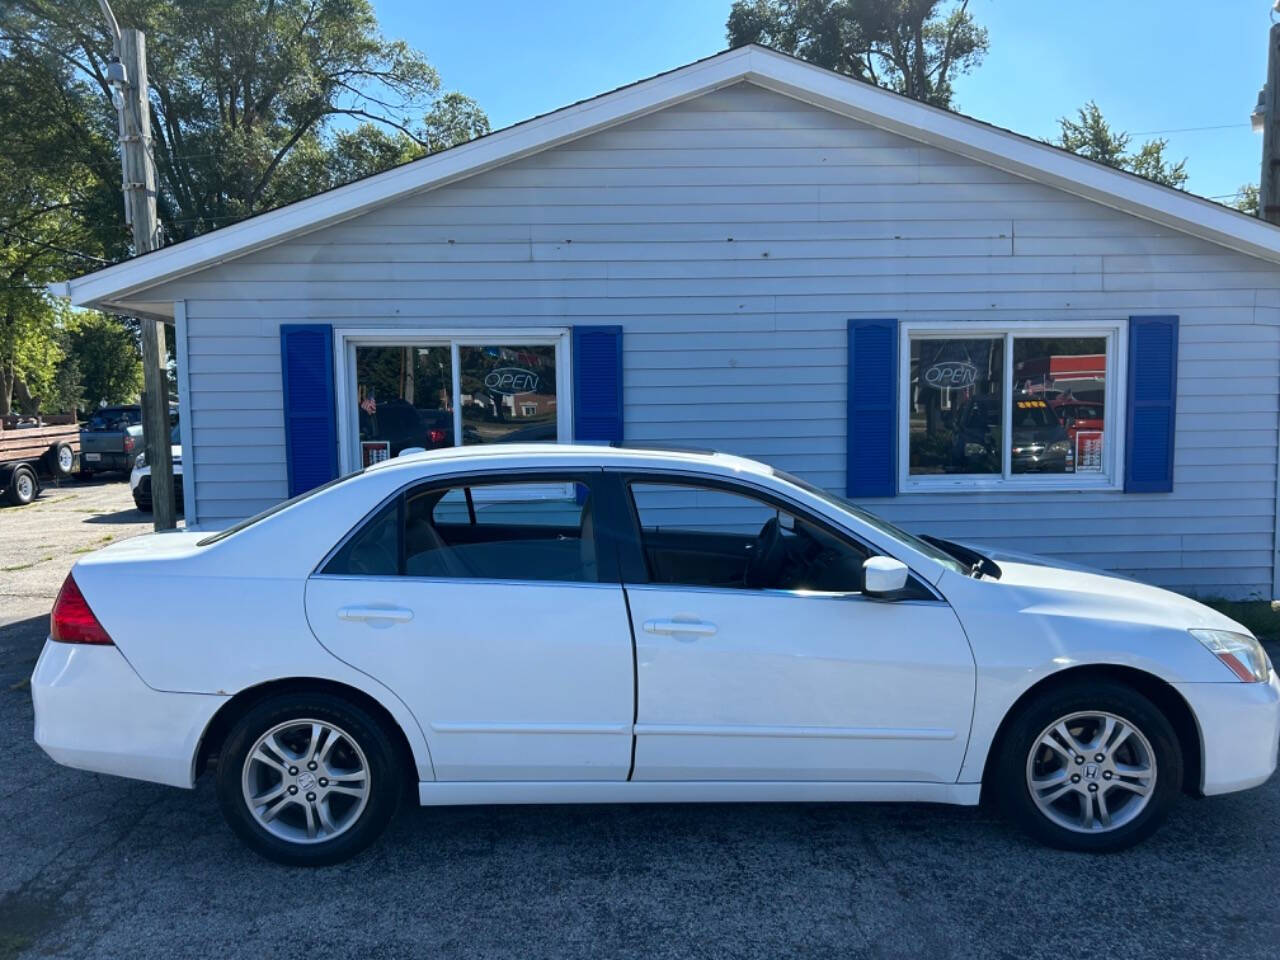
[1200, 600, 1280, 642]
[70, 534, 114, 555]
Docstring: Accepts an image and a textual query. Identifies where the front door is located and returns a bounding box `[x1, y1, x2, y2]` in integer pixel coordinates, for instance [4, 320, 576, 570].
[306, 474, 634, 781]
[620, 478, 975, 783]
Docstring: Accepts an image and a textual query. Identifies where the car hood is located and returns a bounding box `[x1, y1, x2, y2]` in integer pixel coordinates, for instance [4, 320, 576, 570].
[954, 543, 1247, 634]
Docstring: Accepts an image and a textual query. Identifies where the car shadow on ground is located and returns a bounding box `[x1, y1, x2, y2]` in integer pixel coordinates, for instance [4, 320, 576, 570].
[82, 508, 148, 524]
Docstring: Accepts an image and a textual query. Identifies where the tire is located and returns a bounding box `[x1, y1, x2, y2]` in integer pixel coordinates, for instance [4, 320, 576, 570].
[133, 497, 152, 513]
[4, 465, 37, 506]
[993, 680, 1182, 852]
[41, 442, 75, 478]
[215, 692, 402, 866]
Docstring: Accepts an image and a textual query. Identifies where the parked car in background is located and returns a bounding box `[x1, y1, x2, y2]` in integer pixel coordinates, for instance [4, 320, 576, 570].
[951, 394, 1072, 473]
[78, 405, 178, 480]
[31, 445, 1279, 866]
[129, 425, 183, 513]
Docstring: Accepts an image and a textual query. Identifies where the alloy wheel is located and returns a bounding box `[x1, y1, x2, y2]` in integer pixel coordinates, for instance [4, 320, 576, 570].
[1025, 710, 1156, 833]
[241, 718, 371, 845]
[15, 471, 34, 503]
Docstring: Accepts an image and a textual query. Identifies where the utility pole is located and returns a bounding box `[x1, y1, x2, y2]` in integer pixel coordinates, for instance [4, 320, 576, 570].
[98, 2, 176, 530]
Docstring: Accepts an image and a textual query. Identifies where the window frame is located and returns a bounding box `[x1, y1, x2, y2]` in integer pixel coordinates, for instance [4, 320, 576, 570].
[333, 327, 573, 475]
[898, 320, 1128, 493]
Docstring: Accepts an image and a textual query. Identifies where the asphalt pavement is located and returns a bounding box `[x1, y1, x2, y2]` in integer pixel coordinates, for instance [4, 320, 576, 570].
[1, 481, 1279, 959]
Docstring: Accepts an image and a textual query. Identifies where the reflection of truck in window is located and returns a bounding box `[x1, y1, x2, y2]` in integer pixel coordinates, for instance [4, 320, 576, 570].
[951, 395, 1073, 473]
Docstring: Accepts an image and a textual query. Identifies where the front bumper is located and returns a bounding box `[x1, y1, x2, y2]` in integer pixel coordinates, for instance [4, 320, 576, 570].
[32, 640, 225, 789]
[1174, 671, 1280, 796]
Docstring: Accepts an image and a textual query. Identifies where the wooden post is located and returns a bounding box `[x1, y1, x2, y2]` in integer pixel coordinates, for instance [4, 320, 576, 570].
[118, 29, 176, 530]
[1261, 23, 1280, 225]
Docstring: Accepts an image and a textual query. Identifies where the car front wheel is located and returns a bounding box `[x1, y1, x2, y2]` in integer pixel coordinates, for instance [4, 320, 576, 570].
[994, 680, 1182, 852]
[215, 693, 402, 866]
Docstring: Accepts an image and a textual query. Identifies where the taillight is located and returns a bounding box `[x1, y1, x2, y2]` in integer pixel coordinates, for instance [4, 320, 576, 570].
[428, 428, 446, 445]
[51, 573, 113, 645]
[123, 435, 135, 454]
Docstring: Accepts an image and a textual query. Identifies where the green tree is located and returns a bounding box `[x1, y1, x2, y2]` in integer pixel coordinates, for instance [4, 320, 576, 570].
[726, 0, 988, 108]
[1, 1, 488, 412]
[66, 312, 142, 410]
[1055, 101, 1188, 190]
[1234, 183, 1260, 216]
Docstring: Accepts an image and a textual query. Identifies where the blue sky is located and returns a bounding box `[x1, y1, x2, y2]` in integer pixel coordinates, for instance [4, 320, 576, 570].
[382, 0, 1267, 203]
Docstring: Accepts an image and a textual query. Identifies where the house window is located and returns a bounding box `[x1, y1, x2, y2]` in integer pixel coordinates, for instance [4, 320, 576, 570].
[337, 329, 571, 474]
[901, 323, 1124, 490]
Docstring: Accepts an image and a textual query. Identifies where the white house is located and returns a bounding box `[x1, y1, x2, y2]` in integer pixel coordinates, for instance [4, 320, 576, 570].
[54, 46, 1280, 599]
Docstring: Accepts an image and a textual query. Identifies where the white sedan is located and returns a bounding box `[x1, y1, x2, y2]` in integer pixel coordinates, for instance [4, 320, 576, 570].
[32, 445, 1279, 865]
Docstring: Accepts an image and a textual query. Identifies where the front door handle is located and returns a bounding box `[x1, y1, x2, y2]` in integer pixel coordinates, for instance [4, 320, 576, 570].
[338, 605, 414, 624]
[643, 618, 718, 638]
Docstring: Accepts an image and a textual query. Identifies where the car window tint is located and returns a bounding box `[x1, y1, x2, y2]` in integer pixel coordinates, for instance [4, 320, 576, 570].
[408, 481, 597, 582]
[322, 500, 399, 576]
[627, 481, 870, 592]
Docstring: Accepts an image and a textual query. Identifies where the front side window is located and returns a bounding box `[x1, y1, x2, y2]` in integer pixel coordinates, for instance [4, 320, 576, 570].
[323, 479, 598, 583]
[628, 481, 873, 593]
[904, 326, 1119, 489]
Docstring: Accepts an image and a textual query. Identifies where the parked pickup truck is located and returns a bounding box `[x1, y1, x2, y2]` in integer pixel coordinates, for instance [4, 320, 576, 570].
[78, 405, 177, 479]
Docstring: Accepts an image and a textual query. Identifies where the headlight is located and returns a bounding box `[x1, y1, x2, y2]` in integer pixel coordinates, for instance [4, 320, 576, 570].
[1190, 629, 1272, 683]
[134, 452, 146, 469]
[1048, 440, 1070, 455]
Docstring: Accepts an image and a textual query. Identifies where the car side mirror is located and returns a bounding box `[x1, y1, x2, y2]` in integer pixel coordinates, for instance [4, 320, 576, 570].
[863, 556, 909, 597]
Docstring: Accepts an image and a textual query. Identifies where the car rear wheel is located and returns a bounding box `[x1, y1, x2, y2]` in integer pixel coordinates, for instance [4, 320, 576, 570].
[994, 680, 1182, 852]
[215, 693, 402, 866]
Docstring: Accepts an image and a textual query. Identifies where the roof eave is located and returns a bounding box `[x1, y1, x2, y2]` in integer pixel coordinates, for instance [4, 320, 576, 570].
[56, 44, 1280, 309]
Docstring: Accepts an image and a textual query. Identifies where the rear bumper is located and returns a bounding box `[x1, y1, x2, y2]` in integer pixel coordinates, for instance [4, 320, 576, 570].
[1174, 671, 1280, 796]
[31, 640, 225, 789]
[80, 453, 131, 472]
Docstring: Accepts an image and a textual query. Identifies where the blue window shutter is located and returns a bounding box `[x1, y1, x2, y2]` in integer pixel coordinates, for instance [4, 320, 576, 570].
[1124, 315, 1179, 493]
[572, 326, 623, 444]
[280, 324, 338, 497]
[847, 319, 898, 497]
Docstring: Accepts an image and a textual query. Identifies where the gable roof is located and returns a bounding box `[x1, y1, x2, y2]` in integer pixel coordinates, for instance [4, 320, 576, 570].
[55, 44, 1279, 313]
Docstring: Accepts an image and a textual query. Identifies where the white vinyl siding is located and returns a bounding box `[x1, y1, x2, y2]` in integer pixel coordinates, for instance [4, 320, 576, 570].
[162, 82, 1280, 598]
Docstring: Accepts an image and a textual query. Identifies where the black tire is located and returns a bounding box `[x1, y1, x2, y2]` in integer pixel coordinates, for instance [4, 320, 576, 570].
[41, 442, 75, 478]
[4, 465, 37, 506]
[133, 497, 152, 513]
[215, 692, 402, 866]
[993, 680, 1182, 852]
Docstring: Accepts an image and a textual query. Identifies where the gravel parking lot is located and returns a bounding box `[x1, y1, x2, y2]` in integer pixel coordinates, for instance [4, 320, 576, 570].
[2, 481, 1280, 959]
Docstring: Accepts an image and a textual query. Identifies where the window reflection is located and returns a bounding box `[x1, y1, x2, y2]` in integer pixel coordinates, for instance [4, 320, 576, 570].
[459, 345, 558, 445]
[1011, 337, 1107, 474]
[355, 346, 453, 466]
[908, 338, 1004, 475]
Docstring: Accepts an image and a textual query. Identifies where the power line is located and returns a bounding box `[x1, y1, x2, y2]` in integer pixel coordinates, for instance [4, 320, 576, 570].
[0, 227, 110, 264]
[1130, 123, 1250, 135]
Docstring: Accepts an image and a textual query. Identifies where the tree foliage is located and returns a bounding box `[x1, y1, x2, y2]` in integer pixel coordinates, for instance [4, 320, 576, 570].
[1234, 183, 1260, 217]
[726, 0, 988, 108]
[67, 312, 143, 410]
[1055, 101, 1188, 190]
[0, 0, 487, 413]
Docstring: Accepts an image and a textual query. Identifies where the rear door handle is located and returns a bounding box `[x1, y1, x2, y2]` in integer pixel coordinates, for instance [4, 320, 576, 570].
[643, 619, 717, 638]
[338, 605, 414, 624]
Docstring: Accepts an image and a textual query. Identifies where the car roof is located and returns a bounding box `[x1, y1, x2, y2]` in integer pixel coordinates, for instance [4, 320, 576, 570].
[363, 443, 773, 480]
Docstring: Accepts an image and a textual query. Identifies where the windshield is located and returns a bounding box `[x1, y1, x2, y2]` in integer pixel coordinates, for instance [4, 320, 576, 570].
[196, 471, 363, 546]
[771, 468, 969, 575]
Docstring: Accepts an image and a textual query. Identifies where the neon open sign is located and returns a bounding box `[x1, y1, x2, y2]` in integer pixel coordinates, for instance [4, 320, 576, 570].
[924, 361, 979, 389]
[484, 367, 540, 395]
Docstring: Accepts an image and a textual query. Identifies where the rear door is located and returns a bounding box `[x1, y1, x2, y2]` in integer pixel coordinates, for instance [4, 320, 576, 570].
[305, 472, 635, 782]
[619, 476, 976, 783]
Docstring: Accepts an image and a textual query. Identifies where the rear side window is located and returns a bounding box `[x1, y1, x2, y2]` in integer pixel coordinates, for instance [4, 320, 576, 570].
[322, 480, 600, 583]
